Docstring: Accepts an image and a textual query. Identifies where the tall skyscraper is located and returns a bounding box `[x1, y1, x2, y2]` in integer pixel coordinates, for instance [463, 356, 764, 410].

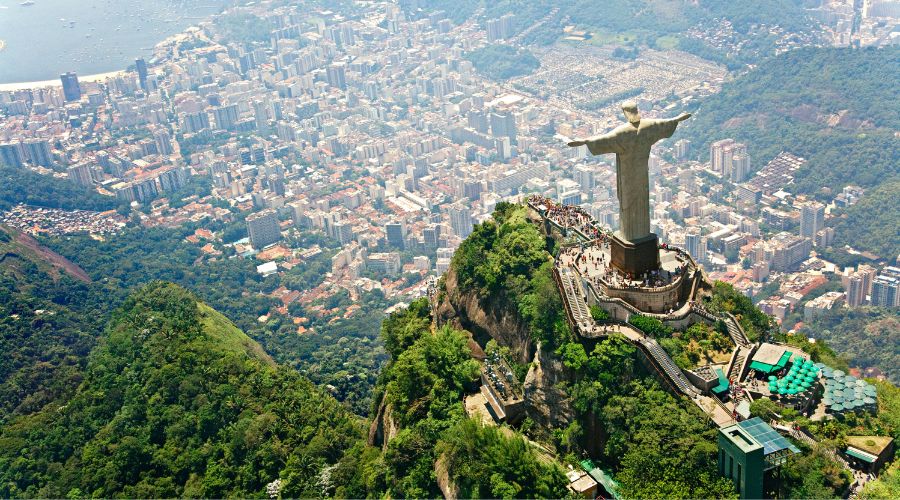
[247, 210, 282, 249]
[674, 139, 691, 160]
[685, 229, 707, 263]
[67, 162, 94, 187]
[135, 58, 149, 91]
[385, 221, 406, 250]
[490, 111, 517, 144]
[60, 72, 82, 102]
[845, 274, 867, 308]
[448, 202, 473, 239]
[871, 276, 899, 307]
[0, 142, 24, 167]
[709, 139, 734, 174]
[800, 201, 825, 240]
[22, 138, 52, 166]
[731, 153, 751, 183]
[486, 18, 503, 42]
[213, 104, 239, 130]
[423, 223, 441, 248]
[326, 62, 347, 90]
[180, 111, 210, 133]
[154, 130, 174, 156]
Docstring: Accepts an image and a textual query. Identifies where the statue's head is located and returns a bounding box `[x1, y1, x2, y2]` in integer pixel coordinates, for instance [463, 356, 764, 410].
[621, 101, 641, 125]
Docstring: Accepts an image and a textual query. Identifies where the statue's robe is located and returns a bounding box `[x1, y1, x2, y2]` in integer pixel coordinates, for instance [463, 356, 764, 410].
[583, 118, 679, 241]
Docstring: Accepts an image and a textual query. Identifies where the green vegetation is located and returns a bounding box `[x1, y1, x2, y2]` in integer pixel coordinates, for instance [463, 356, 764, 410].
[799, 307, 899, 384]
[780, 444, 852, 499]
[0, 228, 102, 423]
[683, 47, 900, 258]
[564, 333, 737, 499]
[831, 180, 900, 259]
[0, 282, 364, 498]
[589, 304, 609, 322]
[706, 281, 774, 342]
[628, 315, 731, 369]
[451, 202, 568, 346]
[43, 225, 386, 415]
[464, 45, 540, 81]
[215, 12, 274, 44]
[359, 299, 567, 498]
[629, 314, 671, 337]
[438, 419, 567, 498]
[0, 165, 117, 212]
[860, 460, 900, 499]
[663, 322, 733, 370]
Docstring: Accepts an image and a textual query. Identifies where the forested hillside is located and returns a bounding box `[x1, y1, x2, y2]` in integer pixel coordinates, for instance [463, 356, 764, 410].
[799, 307, 900, 384]
[43, 226, 386, 416]
[0, 165, 117, 212]
[683, 46, 899, 257]
[0, 226, 103, 423]
[356, 299, 570, 498]
[0, 282, 365, 498]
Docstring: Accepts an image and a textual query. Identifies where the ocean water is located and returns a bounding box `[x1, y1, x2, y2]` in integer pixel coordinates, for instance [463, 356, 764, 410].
[0, 0, 230, 84]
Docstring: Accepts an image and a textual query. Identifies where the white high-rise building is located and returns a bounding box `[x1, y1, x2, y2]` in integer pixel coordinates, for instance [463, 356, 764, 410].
[448, 202, 473, 239]
[800, 201, 825, 240]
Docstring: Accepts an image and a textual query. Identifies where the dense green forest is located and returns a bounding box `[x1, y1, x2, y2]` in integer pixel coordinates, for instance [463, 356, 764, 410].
[42, 226, 387, 416]
[355, 298, 569, 498]
[0, 282, 365, 498]
[464, 45, 540, 81]
[682, 47, 899, 257]
[0, 165, 117, 212]
[0, 227, 103, 423]
[799, 307, 900, 384]
[450, 202, 567, 346]
[831, 180, 900, 260]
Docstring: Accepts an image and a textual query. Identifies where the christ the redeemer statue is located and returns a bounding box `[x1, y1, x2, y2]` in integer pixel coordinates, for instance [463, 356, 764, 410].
[568, 102, 690, 275]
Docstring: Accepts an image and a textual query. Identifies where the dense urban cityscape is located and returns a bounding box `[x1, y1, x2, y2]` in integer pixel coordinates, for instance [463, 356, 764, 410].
[1, 1, 896, 341]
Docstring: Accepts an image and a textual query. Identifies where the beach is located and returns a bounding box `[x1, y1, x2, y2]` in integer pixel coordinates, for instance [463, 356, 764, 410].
[0, 70, 128, 92]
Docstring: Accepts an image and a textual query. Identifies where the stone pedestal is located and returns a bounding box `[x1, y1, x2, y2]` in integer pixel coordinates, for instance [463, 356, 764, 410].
[610, 232, 660, 277]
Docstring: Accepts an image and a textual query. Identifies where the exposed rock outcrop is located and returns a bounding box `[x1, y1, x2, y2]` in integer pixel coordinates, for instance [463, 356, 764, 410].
[523, 343, 575, 436]
[435, 266, 575, 441]
[434, 267, 535, 365]
[367, 396, 398, 450]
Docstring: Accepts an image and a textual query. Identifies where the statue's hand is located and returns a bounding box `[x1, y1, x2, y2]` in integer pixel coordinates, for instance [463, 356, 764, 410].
[675, 112, 692, 122]
[567, 140, 586, 147]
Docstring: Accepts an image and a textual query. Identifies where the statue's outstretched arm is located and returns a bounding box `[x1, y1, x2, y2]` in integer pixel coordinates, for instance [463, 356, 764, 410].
[567, 132, 620, 155]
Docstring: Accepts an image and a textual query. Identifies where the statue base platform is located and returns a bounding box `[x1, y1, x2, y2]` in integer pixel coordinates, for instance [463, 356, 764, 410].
[610, 233, 660, 277]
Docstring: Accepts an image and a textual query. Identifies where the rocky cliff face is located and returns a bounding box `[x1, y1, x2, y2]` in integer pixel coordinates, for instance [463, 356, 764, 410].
[434, 266, 575, 441]
[434, 267, 534, 364]
[367, 396, 398, 449]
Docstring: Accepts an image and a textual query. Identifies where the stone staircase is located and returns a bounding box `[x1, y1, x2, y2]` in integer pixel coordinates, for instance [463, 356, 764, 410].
[728, 347, 748, 382]
[724, 314, 751, 348]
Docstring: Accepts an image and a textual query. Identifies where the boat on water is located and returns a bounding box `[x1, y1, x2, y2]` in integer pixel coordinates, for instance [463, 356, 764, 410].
[21, 1, 36, 7]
